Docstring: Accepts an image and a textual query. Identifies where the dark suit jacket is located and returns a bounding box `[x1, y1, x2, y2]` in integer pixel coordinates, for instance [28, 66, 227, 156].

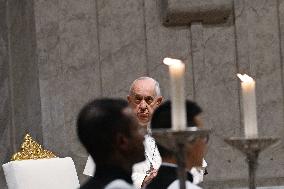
[80, 165, 133, 189]
[146, 164, 193, 189]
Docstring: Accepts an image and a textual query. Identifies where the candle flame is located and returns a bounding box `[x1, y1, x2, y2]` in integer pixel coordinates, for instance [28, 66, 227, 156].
[163, 57, 183, 66]
[237, 73, 254, 82]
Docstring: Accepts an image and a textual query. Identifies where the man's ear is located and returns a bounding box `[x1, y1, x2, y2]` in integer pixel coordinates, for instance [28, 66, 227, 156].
[116, 133, 130, 151]
[127, 95, 131, 103]
[156, 96, 163, 106]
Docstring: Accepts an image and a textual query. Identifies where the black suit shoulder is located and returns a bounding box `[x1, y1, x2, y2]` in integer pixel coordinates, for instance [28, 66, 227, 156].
[80, 178, 105, 189]
[146, 165, 193, 189]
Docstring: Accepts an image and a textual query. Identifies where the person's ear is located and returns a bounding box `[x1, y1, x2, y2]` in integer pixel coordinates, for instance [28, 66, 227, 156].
[156, 96, 163, 106]
[127, 95, 133, 104]
[116, 133, 130, 151]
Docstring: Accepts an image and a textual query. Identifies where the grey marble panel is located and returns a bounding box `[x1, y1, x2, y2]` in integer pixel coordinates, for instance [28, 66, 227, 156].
[34, 0, 68, 157]
[0, 43, 11, 176]
[34, 0, 106, 183]
[190, 22, 204, 100]
[144, 0, 193, 100]
[6, 0, 42, 151]
[34, 0, 102, 182]
[0, 0, 10, 149]
[0, 2, 11, 188]
[98, 0, 147, 98]
[193, 21, 242, 181]
[0, 1, 41, 188]
[278, 0, 284, 142]
[203, 177, 284, 189]
[234, 0, 284, 179]
[59, 0, 101, 182]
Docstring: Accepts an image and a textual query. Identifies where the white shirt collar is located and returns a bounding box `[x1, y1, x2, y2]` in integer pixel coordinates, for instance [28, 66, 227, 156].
[161, 162, 177, 168]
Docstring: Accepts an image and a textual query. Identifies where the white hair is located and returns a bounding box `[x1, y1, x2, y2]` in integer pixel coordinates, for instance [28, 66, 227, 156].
[129, 77, 161, 96]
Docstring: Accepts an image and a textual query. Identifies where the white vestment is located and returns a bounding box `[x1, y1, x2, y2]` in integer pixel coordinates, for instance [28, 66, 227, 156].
[83, 155, 95, 176]
[132, 134, 162, 188]
[190, 159, 207, 184]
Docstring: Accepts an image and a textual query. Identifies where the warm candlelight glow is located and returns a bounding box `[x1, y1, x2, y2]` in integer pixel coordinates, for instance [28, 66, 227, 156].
[163, 57, 183, 66]
[237, 74, 254, 83]
[237, 73, 258, 138]
[164, 57, 187, 131]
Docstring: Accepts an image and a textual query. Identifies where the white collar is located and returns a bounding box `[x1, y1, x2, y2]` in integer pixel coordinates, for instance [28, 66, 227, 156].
[161, 162, 177, 167]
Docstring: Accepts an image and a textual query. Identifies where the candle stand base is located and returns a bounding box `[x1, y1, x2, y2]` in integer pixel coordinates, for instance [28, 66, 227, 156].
[152, 128, 211, 189]
[224, 137, 279, 189]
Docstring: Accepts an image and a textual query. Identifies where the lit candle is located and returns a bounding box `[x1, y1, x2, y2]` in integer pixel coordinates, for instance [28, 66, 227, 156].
[163, 57, 187, 131]
[237, 74, 258, 138]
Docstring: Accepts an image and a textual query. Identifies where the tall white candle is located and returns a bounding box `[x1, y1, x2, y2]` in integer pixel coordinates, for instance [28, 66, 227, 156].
[163, 58, 187, 131]
[237, 74, 258, 138]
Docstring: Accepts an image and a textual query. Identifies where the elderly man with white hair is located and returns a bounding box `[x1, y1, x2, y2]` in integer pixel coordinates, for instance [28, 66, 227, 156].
[128, 77, 208, 188]
[127, 77, 163, 188]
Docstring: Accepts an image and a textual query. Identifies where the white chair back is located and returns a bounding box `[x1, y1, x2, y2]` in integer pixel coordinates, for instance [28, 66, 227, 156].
[2, 157, 80, 189]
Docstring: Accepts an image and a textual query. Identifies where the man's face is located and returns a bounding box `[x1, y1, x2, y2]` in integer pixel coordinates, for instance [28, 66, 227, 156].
[127, 79, 163, 127]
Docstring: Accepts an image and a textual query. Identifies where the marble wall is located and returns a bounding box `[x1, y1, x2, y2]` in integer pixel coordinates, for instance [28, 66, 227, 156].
[1, 0, 284, 188]
[0, 0, 42, 188]
[0, 0, 11, 188]
[33, 0, 102, 182]
[234, 0, 284, 181]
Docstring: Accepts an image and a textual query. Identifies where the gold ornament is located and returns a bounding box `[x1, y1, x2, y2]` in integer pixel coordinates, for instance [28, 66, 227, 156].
[11, 134, 56, 161]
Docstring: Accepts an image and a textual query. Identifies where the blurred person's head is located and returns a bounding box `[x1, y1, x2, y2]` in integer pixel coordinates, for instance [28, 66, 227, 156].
[77, 98, 145, 172]
[151, 100, 207, 169]
[127, 77, 163, 127]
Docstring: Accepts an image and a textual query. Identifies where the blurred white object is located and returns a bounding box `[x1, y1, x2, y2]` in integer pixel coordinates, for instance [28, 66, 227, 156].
[83, 155, 95, 176]
[132, 134, 161, 188]
[105, 180, 135, 189]
[2, 157, 80, 189]
[190, 159, 207, 184]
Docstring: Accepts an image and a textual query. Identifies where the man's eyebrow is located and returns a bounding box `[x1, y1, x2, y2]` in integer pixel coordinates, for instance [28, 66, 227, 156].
[135, 94, 154, 98]
[131, 92, 155, 98]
